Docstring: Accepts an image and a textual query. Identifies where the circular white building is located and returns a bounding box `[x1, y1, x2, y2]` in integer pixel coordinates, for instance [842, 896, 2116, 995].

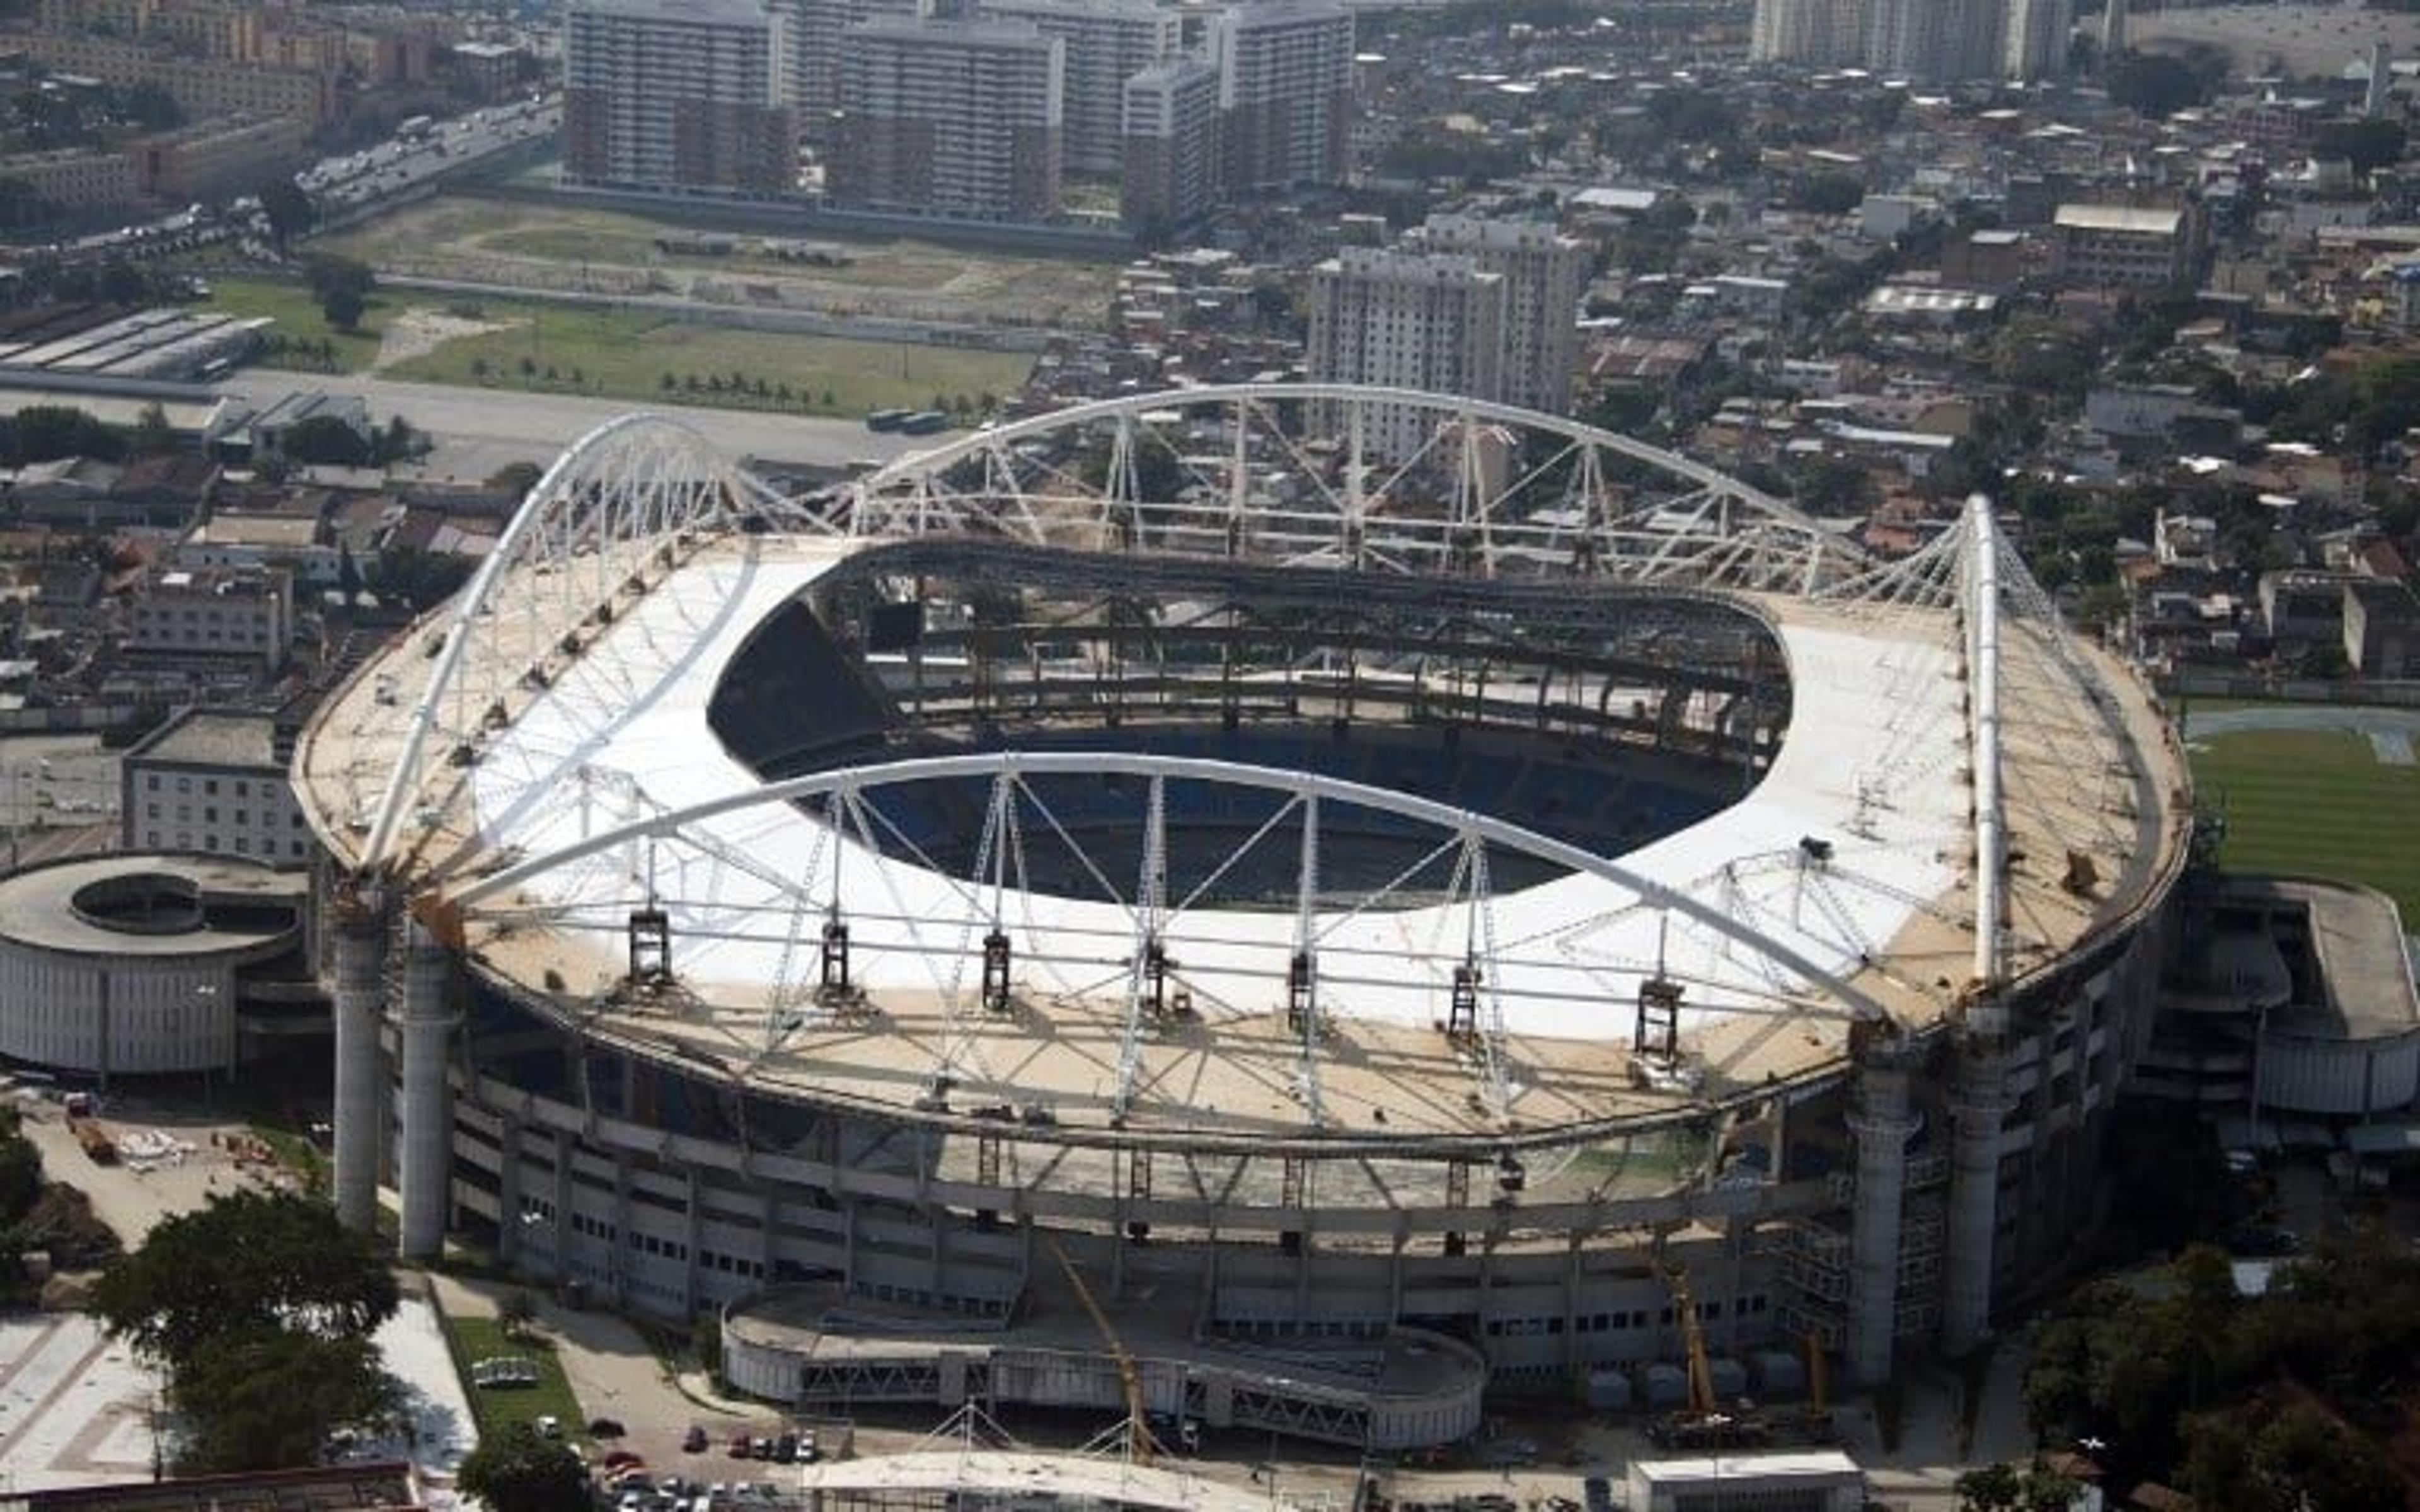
[0, 853, 313, 1077]
[293, 390, 2192, 1438]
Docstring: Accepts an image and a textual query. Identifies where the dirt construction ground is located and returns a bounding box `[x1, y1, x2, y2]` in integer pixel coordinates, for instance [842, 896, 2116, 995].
[318, 197, 1117, 334]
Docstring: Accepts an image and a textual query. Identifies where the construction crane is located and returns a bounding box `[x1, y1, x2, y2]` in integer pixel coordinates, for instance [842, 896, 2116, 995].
[1797, 1328, 1836, 1442]
[1049, 1238, 1156, 1467]
[1647, 1259, 1770, 1452]
[1668, 1265, 1717, 1419]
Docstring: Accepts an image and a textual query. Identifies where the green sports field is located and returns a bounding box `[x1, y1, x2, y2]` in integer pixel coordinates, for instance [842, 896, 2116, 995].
[2187, 725, 2420, 922]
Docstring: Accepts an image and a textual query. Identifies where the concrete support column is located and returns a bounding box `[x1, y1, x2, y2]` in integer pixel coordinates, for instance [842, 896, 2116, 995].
[1846, 1043, 1916, 1389]
[497, 1113, 525, 1266]
[610, 1154, 633, 1309]
[396, 922, 454, 1261]
[551, 1128, 575, 1278]
[331, 908, 389, 1234]
[1942, 1035, 2014, 1356]
[684, 1168, 705, 1315]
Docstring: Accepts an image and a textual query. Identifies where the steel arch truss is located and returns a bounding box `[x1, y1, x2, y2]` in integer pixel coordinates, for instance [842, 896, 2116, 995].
[363, 413, 829, 871]
[846, 384, 1869, 593]
[449, 751, 1900, 1137]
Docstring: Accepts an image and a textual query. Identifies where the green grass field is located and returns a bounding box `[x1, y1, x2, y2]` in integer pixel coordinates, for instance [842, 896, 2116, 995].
[202, 276, 389, 373]
[384, 302, 1032, 417]
[439, 1311, 587, 1438]
[2188, 726, 2420, 921]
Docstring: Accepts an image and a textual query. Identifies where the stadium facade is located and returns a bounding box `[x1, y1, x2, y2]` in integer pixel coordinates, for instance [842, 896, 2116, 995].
[292, 387, 2190, 1441]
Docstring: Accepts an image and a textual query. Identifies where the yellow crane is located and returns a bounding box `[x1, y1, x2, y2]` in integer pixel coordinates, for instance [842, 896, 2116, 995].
[1666, 1264, 1718, 1418]
[1049, 1239, 1156, 1467]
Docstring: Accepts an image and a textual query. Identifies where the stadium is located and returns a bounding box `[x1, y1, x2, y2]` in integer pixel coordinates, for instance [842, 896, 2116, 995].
[292, 385, 2191, 1447]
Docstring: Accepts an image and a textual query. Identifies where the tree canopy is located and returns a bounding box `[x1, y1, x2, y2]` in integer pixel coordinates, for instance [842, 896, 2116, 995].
[170, 1329, 398, 1473]
[91, 1189, 398, 1366]
[2025, 1226, 2420, 1504]
[92, 1191, 398, 1473]
[459, 1423, 593, 1512]
[2107, 50, 2215, 117]
[281, 414, 371, 467]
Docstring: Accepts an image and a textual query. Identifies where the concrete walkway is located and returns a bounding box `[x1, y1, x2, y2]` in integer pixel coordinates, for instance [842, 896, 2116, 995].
[424, 1271, 784, 1472]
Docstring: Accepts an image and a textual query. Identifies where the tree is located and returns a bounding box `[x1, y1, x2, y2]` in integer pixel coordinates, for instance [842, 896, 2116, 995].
[488, 461, 545, 496]
[498, 1289, 538, 1341]
[1794, 170, 1865, 215]
[99, 259, 147, 304]
[2108, 51, 2211, 117]
[7, 404, 126, 465]
[304, 255, 375, 333]
[280, 415, 370, 467]
[321, 285, 366, 332]
[258, 179, 315, 251]
[459, 1423, 591, 1512]
[91, 1190, 398, 1368]
[129, 400, 175, 457]
[170, 1328, 397, 1472]
[374, 416, 417, 466]
[2247, 1402, 2407, 1512]
[0, 1108, 40, 1222]
[1954, 1463, 2080, 1512]
[2312, 118, 2406, 175]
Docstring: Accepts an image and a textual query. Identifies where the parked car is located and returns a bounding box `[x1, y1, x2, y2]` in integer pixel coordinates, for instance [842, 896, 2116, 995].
[591, 1418, 627, 1438]
[683, 1427, 709, 1453]
[728, 1433, 752, 1458]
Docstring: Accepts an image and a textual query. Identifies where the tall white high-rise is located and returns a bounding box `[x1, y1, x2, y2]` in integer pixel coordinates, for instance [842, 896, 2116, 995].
[1408, 216, 1586, 418]
[1751, 0, 1862, 69]
[974, 0, 1178, 178]
[563, 0, 795, 193]
[1121, 58, 1221, 230]
[1755, 0, 2054, 80]
[2001, 0, 2067, 80]
[1308, 247, 1506, 461]
[1209, 0, 1355, 192]
[765, 0, 921, 130]
[829, 14, 1064, 221]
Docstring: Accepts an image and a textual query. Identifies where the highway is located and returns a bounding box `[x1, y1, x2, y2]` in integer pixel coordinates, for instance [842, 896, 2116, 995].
[222, 370, 955, 478]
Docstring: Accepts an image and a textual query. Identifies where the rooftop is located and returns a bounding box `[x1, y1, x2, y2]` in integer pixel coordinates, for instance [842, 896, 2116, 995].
[125, 708, 284, 770]
[2054, 203, 2186, 235]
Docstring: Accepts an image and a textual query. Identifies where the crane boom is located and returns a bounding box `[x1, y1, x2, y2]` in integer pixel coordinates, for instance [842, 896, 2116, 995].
[1668, 1264, 1716, 1416]
[1049, 1239, 1155, 1466]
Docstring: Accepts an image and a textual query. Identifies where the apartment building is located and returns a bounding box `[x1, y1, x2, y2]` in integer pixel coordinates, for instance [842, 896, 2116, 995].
[563, 0, 796, 196]
[2000, 0, 2066, 81]
[974, 0, 1178, 178]
[1307, 248, 1506, 461]
[2052, 202, 2196, 289]
[1752, 0, 2049, 80]
[766, 0, 921, 130]
[0, 147, 140, 214]
[135, 114, 313, 203]
[1121, 59, 1222, 231]
[121, 708, 311, 865]
[831, 16, 1064, 222]
[1407, 216, 1586, 418]
[1210, 0, 1355, 192]
[23, 33, 336, 129]
[125, 566, 293, 673]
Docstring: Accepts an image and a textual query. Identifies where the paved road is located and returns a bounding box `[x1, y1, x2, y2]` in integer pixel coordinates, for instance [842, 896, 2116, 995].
[222, 372, 954, 480]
